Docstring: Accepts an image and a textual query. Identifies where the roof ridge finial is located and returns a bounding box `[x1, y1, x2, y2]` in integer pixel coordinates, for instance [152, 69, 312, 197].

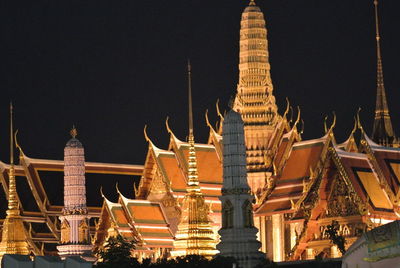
[249, 0, 256, 6]
[70, 125, 78, 138]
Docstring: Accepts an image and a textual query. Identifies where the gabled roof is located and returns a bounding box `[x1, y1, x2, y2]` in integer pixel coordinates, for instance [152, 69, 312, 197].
[118, 194, 174, 248]
[137, 138, 222, 204]
[256, 135, 330, 215]
[334, 148, 393, 213]
[361, 132, 400, 199]
[99, 193, 174, 249]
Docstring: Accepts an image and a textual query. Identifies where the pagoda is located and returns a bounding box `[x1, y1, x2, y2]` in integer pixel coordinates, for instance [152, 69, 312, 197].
[233, 0, 286, 193]
[170, 62, 218, 258]
[371, 0, 399, 147]
[57, 127, 93, 260]
[0, 104, 30, 260]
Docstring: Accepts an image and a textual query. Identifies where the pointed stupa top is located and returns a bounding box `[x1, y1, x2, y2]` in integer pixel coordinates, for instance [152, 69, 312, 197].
[371, 0, 398, 147]
[245, 0, 260, 11]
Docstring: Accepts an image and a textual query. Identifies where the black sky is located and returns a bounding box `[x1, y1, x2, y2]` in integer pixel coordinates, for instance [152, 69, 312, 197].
[1, 0, 400, 166]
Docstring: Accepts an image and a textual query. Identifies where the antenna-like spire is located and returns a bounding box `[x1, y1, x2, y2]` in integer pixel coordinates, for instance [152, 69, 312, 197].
[10, 103, 14, 166]
[8, 102, 19, 212]
[188, 59, 194, 138]
[186, 59, 200, 190]
[371, 0, 397, 147]
[374, 0, 384, 93]
[170, 61, 217, 259]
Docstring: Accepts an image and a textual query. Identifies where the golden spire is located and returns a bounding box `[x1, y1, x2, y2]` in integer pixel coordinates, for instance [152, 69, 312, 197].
[371, 0, 398, 147]
[0, 103, 30, 259]
[7, 102, 19, 213]
[170, 61, 218, 259]
[249, 0, 256, 6]
[187, 60, 200, 190]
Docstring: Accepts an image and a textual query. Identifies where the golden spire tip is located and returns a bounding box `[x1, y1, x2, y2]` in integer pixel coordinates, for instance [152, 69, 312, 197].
[9, 101, 14, 166]
[70, 125, 78, 138]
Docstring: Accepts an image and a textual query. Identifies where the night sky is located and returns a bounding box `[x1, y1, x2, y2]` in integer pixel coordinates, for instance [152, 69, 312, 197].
[1, 0, 400, 167]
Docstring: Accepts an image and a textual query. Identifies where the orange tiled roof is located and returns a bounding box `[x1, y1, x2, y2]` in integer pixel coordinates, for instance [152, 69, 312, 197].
[280, 141, 324, 181]
[102, 194, 174, 248]
[336, 149, 393, 212]
[370, 149, 400, 194]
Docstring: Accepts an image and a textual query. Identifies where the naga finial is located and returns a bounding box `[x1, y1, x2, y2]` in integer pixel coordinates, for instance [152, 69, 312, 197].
[329, 111, 336, 131]
[356, 107, 363, 131]
[165, 116, 173, 134]
[14, 130, 25, 158]
[300, 119, 305, 135]
[294, 106, 301, 127]
[116, 182, 121, 194]
[205, 109, 212, 128]
[143, 125, 152, 143]
[323, 115, 328, 134]
[283, 98, 290, 120]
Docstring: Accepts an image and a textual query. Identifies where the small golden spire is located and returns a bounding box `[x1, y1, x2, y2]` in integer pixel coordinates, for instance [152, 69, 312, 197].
[10, 103, 14, 166]
[170, 62, 217, 259]
[0, 105, 30, 257]
[187, 59, 200, 190]
[249, 0, 256, 6]
[188, 59, 193, 138]
[70, 125, 78, 138]
[8, 102, 19, 213]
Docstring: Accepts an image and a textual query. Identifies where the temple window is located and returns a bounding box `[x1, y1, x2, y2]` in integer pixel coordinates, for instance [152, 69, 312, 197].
[222, 200, 233, 229]
[242, 200, 254, 227]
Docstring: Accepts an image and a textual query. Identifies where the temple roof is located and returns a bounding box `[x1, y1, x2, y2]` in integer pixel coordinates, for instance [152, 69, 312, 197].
[99, 193, 174, 249]
[256, 135, 330, 215]
[0, 151, 144, 255]
[335, 148, 393, 212]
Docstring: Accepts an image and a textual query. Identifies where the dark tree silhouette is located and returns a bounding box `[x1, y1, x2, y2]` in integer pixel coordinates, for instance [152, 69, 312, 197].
[326, 220, 346, 255]
[95, 234, 139, 268]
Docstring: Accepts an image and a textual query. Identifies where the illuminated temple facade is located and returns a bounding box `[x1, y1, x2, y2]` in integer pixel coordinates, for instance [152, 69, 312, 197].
[0, 0, 400, 264]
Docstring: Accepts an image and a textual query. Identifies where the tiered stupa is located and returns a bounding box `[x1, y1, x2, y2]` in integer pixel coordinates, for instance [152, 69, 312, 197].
[170, 62, 218, 258]
[0, 104, 30, 261]
[233, 0, 281, 192]
[57, 127, 93, 260]
[217, 110, 265, 268]
[371, 0, 398, 147]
